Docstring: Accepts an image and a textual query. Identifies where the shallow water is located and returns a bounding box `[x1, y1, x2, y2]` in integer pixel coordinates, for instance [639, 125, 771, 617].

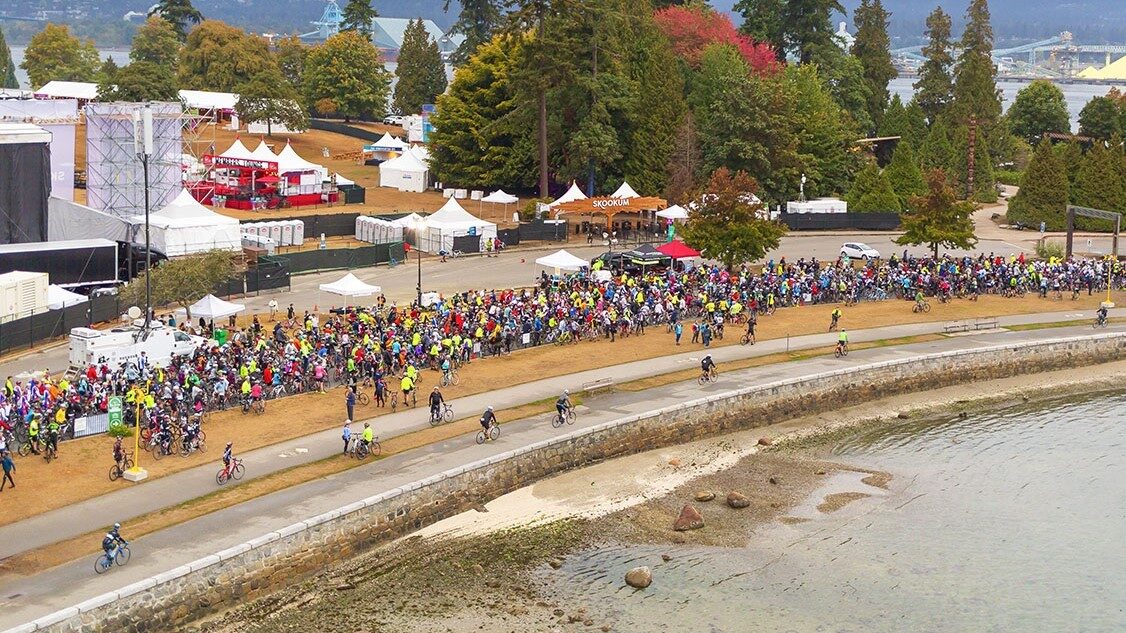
[551, 392, 1126, 632]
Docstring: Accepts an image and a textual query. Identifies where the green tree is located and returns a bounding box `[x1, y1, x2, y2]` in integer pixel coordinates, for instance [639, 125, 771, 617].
[950, 0, 1002, 132]
[680, 167, 787, 270]
[178, 21, 277, 92]
[846, 160, 901, 212]
[98, 61, 179, 101]
[851, 0, 895, 130]
[914, 6, 953, 124]
[919, 117, 955, 172]
[785, 63, 859, 198]
[1007, 79, 1069, 143]
[879, 94, 928, 148]
[303, 30, 391, 121]
[734, 0, 785, 58]
[781, 0, 845, 64]
[0, 26, 17, 89]
[122, 250, 237, 320]
[948, 123, 998, 202]
[430, 34, 536, 189]
[884, 142, 927, 209]
[274, 35, 307, 89]
[394, 19, 449, 115]
[444, 0, 502, 65]
[1072, 141, 1125, 215]
[236, 67, 309, 136]
[1007, 138, 1069, 230]
[95, 56, 119, 90]
[1078, 95, 1120, 141]
[130, 17, 180, 71]
[1053, 140, 1082, 198]
[810, 43, 873, 134]
[20, 24, 100, 89]
[896, 168, 977, 258]
[340, 0, 378, 39]
[665, 113, 702, 202]
[148, 0, 203, 41]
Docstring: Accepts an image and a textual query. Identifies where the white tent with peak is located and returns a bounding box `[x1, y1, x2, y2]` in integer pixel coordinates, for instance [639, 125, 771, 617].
[276, 141, 327, 178]
[250, 140, 279, 162]
[535, 249, 588, 273]
[379, 150, 429, 192]
[131, 189, 241, 256]
[611, 181, 640, 199]
[548, 181, 587, 207]
[319, 273, 381, 297]
[656, 204, 688, 220]
[481, 190, 519, 204]
[373, 133, 409, 151]
[189, 294, 245, 320]
[418, 197, 498, 253]
[219, 137, 254, 161]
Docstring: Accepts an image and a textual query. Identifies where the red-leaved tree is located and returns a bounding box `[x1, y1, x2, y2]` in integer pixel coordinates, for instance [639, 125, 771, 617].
[654, 5, 780, 75]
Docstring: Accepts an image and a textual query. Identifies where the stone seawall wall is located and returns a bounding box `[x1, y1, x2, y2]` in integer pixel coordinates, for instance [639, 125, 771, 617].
[21, 333, 1126, 633]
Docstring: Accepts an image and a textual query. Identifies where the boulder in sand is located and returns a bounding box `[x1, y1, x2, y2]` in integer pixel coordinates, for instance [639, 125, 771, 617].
[694, 491, 716, 502]
[625, 566, 652, 589]
[673, 504, 705, 531]
[727, 492, 751, 508]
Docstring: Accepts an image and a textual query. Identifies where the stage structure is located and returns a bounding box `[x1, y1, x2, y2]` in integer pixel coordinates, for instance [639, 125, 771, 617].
[85, 102, 183, 218]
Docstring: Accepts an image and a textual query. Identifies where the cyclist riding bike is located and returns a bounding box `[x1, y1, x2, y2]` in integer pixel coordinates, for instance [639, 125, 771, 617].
[556, 390, 572, 419]
[222, 442, 234, 472]
[112, 436, 125, 466]
[1096, 305, 1108, 325]
[837, 329, 849, 354]
[700, 354, 716, 380]
[914, 289, 926, 310]
[361, 421, 374, 449]
[45, 418, 60, 456]
[400, 374, 415, 402]
[101, 522, 127, 557]
[429, 387, 445, 421]
[480, 406, 497, 433]
[829, 307, 842, 331]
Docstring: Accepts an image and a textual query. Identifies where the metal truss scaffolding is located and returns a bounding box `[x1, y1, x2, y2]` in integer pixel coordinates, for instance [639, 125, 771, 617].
[84, 102, 183, 218]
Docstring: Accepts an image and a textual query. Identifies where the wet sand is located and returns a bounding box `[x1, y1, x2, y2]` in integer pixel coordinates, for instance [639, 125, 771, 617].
[195, 360, 1126, 633]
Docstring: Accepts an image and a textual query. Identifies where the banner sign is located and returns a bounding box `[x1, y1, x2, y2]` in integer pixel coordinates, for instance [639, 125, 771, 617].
[203, 155, 279, 174]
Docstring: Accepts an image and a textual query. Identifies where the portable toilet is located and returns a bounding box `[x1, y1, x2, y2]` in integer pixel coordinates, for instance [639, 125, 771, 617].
[268, 222, 283, 245]
[280, 221, 294, 246]
[292, 220, 305, 246]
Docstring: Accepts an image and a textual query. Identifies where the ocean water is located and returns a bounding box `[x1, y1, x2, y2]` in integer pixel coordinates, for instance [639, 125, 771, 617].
[552, 391, 1126, 632]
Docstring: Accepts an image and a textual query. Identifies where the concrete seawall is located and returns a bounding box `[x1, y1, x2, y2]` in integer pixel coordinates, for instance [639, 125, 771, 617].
[17, 332, 1126, 633]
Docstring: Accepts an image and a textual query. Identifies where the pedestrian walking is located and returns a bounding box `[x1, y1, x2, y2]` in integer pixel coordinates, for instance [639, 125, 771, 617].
[691, 321, 700, 344]
[674, 321, 683, 345]
[1, 451, 14, 490]
[341, 421, 352, 455]
[346, 387, 356, 422]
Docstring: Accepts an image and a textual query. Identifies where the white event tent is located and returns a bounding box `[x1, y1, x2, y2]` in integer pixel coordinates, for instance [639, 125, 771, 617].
[47, 285, 88, 310]
[132, 190, 241, 256]
[379, 150, 429, 192]
[535, 249, 588, 273]
[189, 294, 245, 320]
[418, 198, 497, 253]
[277, 141, 328, 179]
[656, 204, 688, 220]
[482, 190, 519, 205]
[611, 181, 640, 199]
[250, 140, 279, 162]
[548, 181, 588, 207]
[319, 273, 381, 297]
[219, 137, 255, 160]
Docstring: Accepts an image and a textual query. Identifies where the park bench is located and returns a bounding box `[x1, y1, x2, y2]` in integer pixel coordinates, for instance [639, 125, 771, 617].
[973, 318, 1000, 330]
[582, 377, 615, 395]
[943, 321, 971, 333]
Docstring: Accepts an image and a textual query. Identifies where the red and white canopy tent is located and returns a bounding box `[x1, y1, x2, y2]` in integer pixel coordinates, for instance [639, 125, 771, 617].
[195, 137, 337, 209]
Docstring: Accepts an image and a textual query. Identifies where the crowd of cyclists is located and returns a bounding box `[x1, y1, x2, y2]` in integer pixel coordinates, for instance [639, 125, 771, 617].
[0, 251, 1120, 474]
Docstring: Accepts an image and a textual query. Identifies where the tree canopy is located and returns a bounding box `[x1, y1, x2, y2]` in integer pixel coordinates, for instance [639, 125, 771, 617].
[148, 0, 203, 41]
[0, 26, 18, 89]
[914, 7, 953, 124]
[394, 19, 449, 115]
[123, 250, 237, 320]
[654, 4, 779, 74]
[1007, 79, 1069, 143]
[130, 17, 181, 71]
[884, 142, 927, 209]
[896, 168, 977, 258]
[851, 0, 894, 130]
[680, 168, 787, 270]
[444, 0, 502, 65]
[302, 30, 391, 122]
[236, 66, 309, 136]
[20, 24, 100, 89]
[98, 60, 178, 102]
[784, 63, 859, 199]
[1078, 94, 1121, 141]
[340, 0, 378, 38]
[178, 21, 276, 92]
[846, 160, 901, 212]
[274, 35, 307, 89]
[1007, 138, 1069, 230]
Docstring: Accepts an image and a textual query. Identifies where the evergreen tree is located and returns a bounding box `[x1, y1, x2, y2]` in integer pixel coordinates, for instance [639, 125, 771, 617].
[1078, 95, 1120, 141]
[665, 113, 701, 203]
[949, 124, 997, 202]
[236, 66, 309, 136]
[846, 161, 900, 212]
[94, 56, 120, 99]
[148, 0, 203, 41]
[879, 95, 928, 148]
[1053, 140, 1082, 199]
[810, 43, 873, 134]
[1072, 141, 1125, 215]
[950, 0, 1002, 131]
[885, 143, 927, 209]
[679, 168, 787, 270]
[919, 117, 955, 172]
[914, 6, 953, 124]
[1007, 138, 1069, 230]
[734, 0, 785, 59]
[0, 26, 17, 89]
[851, 0, 895, 130]
[1007, 79, 1069, 143]
[20, 24, 100, 89]
[896, 168, 977, 258]
[785, 64, 859, 198]
[340, 0, 378, 39]
[782, 0, 844, 64]
[178, 21, 277, 92]
[394, 19, 449, 115]
[130, 17, 180, 71]
[302, 30, 391, 121]
[444, 0, 502, 65]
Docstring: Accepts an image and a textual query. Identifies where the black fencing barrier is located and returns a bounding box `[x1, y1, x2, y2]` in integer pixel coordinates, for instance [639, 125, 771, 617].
[453, 235, 481, 253]
[339, 185, 366, 205]
[781, 212, 901, 231]
[0, 293, 121, 356]
[212, 259, 292, 299]
[497, 228, 520, 246]
[265, 242, 404, 275]
[518, 220, 570, 242]
[309, 119, 385, 143]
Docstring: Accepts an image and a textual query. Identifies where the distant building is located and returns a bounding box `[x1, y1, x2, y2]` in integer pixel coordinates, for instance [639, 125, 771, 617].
[370, 17, 463, 61]
[835, 21, 855, 50]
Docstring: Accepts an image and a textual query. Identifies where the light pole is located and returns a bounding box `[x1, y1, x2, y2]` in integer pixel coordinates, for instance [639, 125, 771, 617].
[134, 105, 154, 338]
[413, 219, 423, 307]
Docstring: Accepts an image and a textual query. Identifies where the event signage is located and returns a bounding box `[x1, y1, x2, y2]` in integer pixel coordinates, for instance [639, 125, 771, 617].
[107, 396, 123, 426]
[591, 198, 632, 210]
[202, 154, 279, 175]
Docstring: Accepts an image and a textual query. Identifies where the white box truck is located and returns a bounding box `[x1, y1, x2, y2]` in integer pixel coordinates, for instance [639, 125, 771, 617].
[68, 321, 207, 369]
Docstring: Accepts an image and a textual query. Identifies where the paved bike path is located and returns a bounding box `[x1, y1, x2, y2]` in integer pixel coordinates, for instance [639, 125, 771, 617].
[0, 314, 1119, 628]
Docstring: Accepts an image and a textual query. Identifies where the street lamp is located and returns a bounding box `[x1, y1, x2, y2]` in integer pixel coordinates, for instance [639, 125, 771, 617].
[133, 105, 154, 339]
[413, 218, 423, 307]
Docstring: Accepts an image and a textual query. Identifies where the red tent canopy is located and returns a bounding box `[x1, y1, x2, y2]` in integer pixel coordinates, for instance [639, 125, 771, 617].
[656, 240, 700, 259]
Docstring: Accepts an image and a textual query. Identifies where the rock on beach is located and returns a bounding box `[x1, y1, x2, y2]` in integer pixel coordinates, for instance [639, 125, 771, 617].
[673, 504, 705, 531]
[625, 566, 652, 589]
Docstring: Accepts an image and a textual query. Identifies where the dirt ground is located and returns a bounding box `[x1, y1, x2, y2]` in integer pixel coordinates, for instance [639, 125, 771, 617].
[1, 292, 1120, 530]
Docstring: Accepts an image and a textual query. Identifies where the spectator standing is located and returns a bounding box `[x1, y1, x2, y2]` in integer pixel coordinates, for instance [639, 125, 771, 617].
[346, 387, 356, 422]
[341, 421, 352, 455]
[1, 451, 14, 490]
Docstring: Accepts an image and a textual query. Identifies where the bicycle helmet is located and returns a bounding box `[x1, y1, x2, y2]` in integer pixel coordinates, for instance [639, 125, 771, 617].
[226, 442, 233, 448]
[433, 386, 439, 391]
[704, 354, 712, 359]
[487, 406, 493, 411]
[113, 523, 120, 529]
[563, 389, 569, 395]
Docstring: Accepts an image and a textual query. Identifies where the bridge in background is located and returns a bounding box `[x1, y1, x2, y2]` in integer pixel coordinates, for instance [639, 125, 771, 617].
[892, 32, 1126, 77]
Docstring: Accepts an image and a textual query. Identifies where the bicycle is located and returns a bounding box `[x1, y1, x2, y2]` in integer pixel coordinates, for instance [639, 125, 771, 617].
[356, 391, 370, 406]
[215, 458, 245, 485]
[43, 438, 58, 463]
[835, 342, 849, 358]
[109, 451, 135, 481]
[390, 390, 399, 413]
[1093, 316, 1108, 329]
[251, 398, 265, 415]
[178, 435, 206, 457]
[347, 435, 381, 459]
[912, 300, 931, 314]
[440, 370, 460, 387]
[551, 407, 577, 428]
[93, 542, 130, 575]
[429, 403, 454, 426]
[698, 368, 718, 385]
[476, 423, 500, 444]
[740, 333, 755, 345]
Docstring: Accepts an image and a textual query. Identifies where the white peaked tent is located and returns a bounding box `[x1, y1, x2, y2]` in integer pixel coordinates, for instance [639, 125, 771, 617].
[319, 273, 381, 297]
[611, 181, 640, 199]
[549, 181, 588, 207]
[189, 294, 245, 320]
[379, 150, 429, 192]
[408, 144, 430, 164]
[481, 190, 519, 204]
[373, 132, 409, 151]
[47, 285, 88, 310]
[419, 197, 498, 253]
[132, 190, 241, 256]
[250, 140, 279, 162]
[277, 141, 327, 178]
[656, 204, 688, 220]
[535, 249, 588, 273]
[219, 137, 254, 160]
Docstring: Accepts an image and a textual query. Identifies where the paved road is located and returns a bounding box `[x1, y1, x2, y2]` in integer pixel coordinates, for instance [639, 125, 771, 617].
[0, 311, 1120, 629]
